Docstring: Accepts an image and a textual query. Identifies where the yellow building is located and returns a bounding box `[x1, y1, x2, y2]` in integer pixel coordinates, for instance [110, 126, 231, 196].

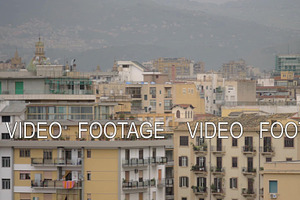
[263, 161, 300, 200]
[173, 83, 205, 115]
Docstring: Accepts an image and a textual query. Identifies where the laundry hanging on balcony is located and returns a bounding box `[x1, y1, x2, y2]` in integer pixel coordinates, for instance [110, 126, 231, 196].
[63, 181, 75, 189]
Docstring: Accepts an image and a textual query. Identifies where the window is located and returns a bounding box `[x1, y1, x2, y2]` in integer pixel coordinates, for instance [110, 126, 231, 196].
[2, 157, 10, 168]
[20, 172, 31, 180]
[2, 179, 10, 189]
[176, 110, 180, 118]
[232, 138, 237, 147]
[182, 88, 186, 94]
[1, 133, 10, 140]
[20, 149, 30, 157]
[266, 157, 272, 162]
[286, 157, 292, 161]
[180, 136, 188, 146]
[269, 180, 278, 193]
[179, 156, 188, 167]
[196, 136, 205, 146]
[87, 150, 91, 158]
[182, 198, 187, 200]
[80, 81, 84, 90]
[150, 87, 156, 98]
[2, 116, 10, 123]
[179, 176, 189, 187]
[87, 172, 91, 180]
[284, 137, 294, 147]
[232, 157, 237, 168]
[144, 95, 147, 100]
[230, 178, 238, 189]
[43, 150, 52, 160]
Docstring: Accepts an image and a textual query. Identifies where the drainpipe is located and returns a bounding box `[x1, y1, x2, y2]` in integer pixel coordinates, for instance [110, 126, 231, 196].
[149, 146, 151, 200]
[258, 131, 261, 200]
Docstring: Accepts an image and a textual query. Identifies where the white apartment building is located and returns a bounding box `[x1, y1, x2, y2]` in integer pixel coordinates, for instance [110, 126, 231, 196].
[0, 100, 26, 200]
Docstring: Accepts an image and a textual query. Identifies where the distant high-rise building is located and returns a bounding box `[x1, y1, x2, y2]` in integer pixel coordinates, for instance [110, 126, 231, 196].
[153, 57, 193, 80]
[222, 59, 247, 79]
[275, 54, 300, 73]
[193, 61, 205, 74]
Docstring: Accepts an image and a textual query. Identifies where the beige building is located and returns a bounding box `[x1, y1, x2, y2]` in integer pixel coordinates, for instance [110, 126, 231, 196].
[174, 113, 300, 200]
[222, 59, 247, 80]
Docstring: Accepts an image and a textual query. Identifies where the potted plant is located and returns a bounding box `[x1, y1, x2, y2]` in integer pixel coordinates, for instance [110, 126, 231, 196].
[150, 178, 156, 186]
[119, 114, 125, 120]
[211, 184, 216, 192]
[129, 115, 135, 120]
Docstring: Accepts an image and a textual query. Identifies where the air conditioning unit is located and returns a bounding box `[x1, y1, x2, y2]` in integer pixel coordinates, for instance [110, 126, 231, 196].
[270, 193, 277, 199]
[63, 126, 68, 130]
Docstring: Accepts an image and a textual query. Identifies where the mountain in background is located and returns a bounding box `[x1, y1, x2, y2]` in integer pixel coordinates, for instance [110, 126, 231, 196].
[0, 0, 299, 71]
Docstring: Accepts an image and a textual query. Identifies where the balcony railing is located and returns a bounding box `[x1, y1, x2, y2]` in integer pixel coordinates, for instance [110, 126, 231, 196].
[242, 188, 256, 198]
[260, 146, 275, 156]
[122, 179, 156, 190]
[31, 158, 82, 166]
[192, 143, 208, 154]
[211, 167, 225, 176]
[192, 186, 207, 195]
[191, 165, 207, 174]
[211, 146, 226, 155]
[243, 146, 256, 154]
[122, 158, 149, 167]
[211, 187, 225, 197]
[150, 157, 168, 165]
[242, 167, 257, 177]
[31, 180, 82, 189]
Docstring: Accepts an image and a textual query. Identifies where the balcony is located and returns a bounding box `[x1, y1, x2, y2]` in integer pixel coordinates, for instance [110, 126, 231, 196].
[211, 167, 225, 177]
[211, 146, 226, 156]
[191, 165, 207, 176]
[242, 167, 257, 177]
[165, 178, 174, 187]
[242, 146, 256, 156]
[192, 144, 208, 155]
[260, 146, 275, 156]
[165, 94, 172, 98]
[157, 178, 171, 188]
[150, 157, 168, 165]
[242, 188, 256, 199]
[192, 186, 207, 197]
[122, 179, 155, 191]
[122, 158, 149, 168]
[211, 187, 225, 198]
[31, 180, 82, 189]
[31, 158, 82, 167]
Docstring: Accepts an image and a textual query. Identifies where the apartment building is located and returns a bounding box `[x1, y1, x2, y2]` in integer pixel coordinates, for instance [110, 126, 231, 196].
[263, 161, 300, 200]
[0, 101, 26, 200]
[222, 59, 247, 80]
[153, 58, 194, 80]
[174, 113, 299, 200]
[275, 54, 300, 73]
[197, 73, 256, 116]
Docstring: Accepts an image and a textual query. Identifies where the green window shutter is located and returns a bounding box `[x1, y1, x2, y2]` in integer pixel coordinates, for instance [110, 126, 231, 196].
[269, 180, 278, 193]
[0, 81, 2, 94]
[15, 81, 24, 94]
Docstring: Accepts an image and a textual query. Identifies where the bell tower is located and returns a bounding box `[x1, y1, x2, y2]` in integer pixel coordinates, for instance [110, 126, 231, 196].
[35, 35, 45, 58]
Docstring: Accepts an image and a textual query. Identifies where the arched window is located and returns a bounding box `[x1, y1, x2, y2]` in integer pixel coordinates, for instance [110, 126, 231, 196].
[185, 111, 187, 118]
[176, 110, 180, 118]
